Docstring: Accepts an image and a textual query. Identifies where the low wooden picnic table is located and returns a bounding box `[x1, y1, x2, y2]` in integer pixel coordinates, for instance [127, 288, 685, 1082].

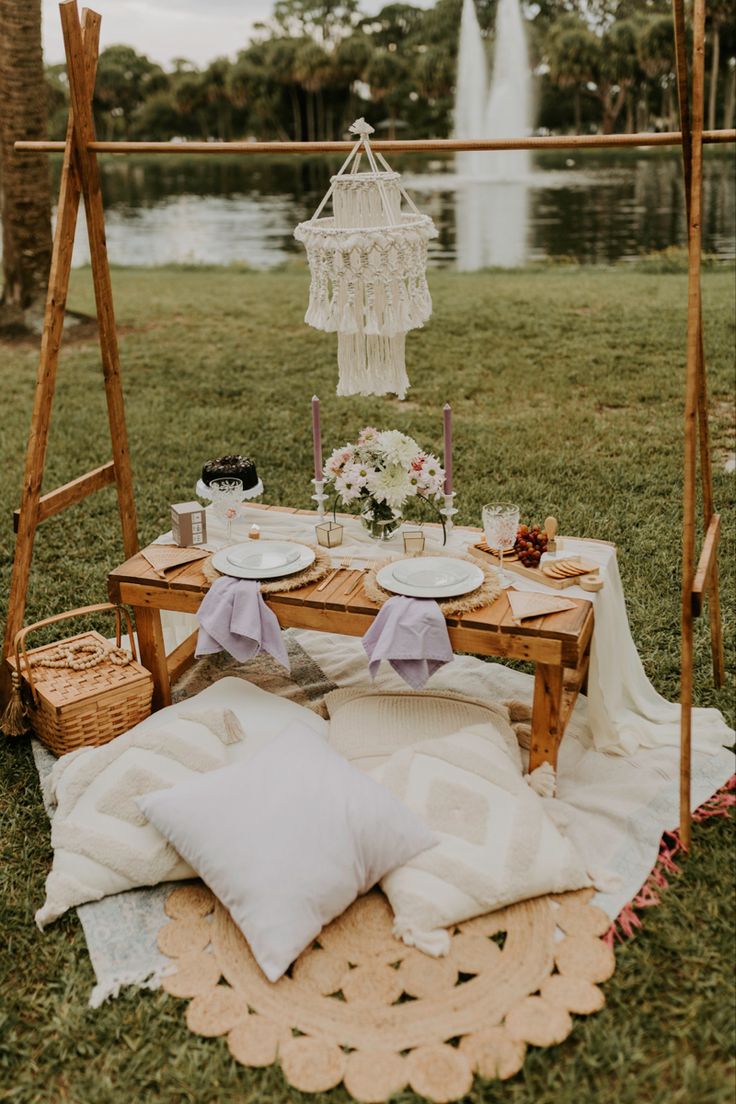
[108, 503, 594, 772]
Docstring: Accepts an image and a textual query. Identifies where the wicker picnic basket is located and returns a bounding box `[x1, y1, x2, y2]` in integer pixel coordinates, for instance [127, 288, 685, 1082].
[5, 603, 153, 756]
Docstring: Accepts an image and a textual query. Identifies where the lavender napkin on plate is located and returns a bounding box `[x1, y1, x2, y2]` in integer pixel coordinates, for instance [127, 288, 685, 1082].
[195, 575, 289, 670]
[362, 594, 453, 690]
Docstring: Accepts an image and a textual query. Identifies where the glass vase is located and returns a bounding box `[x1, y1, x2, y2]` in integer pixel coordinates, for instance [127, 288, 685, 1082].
[360, 499, 401, 541]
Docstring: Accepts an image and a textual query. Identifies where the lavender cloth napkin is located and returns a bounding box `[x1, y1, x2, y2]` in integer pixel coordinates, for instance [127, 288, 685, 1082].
[362, 594, 453, 690]
[195, 575, 289, 670]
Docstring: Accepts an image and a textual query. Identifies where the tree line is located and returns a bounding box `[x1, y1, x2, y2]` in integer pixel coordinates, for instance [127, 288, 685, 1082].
[44, 0, 736, 144]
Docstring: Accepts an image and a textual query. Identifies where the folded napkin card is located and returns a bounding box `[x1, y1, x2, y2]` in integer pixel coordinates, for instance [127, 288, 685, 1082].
[507, 589, 577, 623]
[141, 544, 209, 577]
[196, 575, 289, 669]
[362, 594, 453, 690]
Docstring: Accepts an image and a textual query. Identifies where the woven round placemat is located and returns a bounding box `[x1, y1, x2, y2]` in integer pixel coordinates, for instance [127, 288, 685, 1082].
[363, 548, 502, 616]
[159, 884, 614, 1102]
[203, 542, 333, 593]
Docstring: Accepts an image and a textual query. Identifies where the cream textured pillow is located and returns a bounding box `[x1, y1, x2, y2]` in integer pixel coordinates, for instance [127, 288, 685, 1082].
[138, 722, 437, 982]
[325, 687, 521, 772]
[35, 721, 226, 928]
[36, 677, 327, 928]
[375, 724, 590, 956]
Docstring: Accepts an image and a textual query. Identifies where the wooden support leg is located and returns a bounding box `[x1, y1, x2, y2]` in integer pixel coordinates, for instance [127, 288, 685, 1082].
[530, 664, 565, 773]
[134, 607, 171, 710]
[678, 0, 708, 851]
[60, 1, 138, 561]
[166, 630, 198, 687]
[673, 0, 725, 689]
[1, 10, 101, 689]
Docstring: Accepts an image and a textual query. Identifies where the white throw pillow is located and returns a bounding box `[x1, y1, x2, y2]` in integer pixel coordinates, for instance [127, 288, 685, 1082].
[36, 677, 327, 928]
[138, 721, 437, 982]
[375, 724, 590, 955]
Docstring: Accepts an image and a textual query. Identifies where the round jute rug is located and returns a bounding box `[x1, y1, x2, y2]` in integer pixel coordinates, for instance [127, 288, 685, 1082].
[159, 884, 614, 1103]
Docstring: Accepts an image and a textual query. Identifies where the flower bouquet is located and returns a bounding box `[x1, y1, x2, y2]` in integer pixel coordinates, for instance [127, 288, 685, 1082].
[323, 427, 446, 542]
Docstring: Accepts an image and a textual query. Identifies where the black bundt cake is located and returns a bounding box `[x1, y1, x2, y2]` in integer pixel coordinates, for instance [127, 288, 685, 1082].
[201, 455, 259, 490]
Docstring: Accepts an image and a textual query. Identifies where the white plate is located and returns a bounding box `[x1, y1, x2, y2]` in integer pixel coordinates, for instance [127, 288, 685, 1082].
[227, 541, 301, 571]
[212, 541, 315, 580]
[377, 557, 484, 599]
[392, 559, 472, 589]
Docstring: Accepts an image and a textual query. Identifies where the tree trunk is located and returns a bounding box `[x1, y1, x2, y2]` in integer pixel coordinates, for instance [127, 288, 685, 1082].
[724, 60, 735, 131]
[289, 87, 301, 140]
[666, 81, 675, 131]
[599, 83, 628, 134]
[306, 92, 315, 143]
[707, 22, 720, 131]
[0, 0, 52, 331]
[574, 87, 582, 133]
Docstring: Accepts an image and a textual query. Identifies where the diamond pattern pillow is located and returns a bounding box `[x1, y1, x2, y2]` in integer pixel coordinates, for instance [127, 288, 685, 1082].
[375, 724, 590, 955]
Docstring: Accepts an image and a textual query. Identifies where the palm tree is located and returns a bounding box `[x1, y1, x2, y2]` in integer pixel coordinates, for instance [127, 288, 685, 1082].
[545, 18, 598, 133]
[293, 39, 332, 141]
[707, 0, 732, 131]
[0, 0, 52, 332]
[365, 48, 409, 139]
[597, 19, 640, 135]
[637, 14, 676, 130]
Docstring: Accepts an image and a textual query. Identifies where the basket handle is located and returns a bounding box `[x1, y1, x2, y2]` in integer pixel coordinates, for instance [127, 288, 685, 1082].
[13, 603, 138, 708]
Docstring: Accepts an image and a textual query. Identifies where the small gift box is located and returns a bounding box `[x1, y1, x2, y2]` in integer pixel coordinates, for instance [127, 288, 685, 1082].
[316, 521, 344, 548]
[402, 527, 426, 554]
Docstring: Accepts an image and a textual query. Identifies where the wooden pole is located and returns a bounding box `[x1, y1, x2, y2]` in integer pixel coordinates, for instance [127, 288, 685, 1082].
[678, 0, 707, 850]
[13, 129, 736, 156]
[0, 9, 101, 681]
[672, 0, 726, 692]
[59, 0, 138, 561]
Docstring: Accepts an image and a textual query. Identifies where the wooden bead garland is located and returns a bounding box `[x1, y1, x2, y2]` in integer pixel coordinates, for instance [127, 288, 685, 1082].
[32, 640, 131, 672]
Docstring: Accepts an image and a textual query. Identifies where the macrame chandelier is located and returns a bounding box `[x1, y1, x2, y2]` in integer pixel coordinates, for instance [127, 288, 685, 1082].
[294, 119, 437, 400]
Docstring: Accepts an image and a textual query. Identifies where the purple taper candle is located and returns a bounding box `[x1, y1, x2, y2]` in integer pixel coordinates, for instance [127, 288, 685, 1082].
[311, 395, 323, 482]
[443, 403, 453, 494]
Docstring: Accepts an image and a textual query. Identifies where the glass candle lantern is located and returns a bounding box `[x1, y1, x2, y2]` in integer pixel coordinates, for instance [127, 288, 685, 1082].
[402, 527, 426, 554]
[316, 521, 344, 548]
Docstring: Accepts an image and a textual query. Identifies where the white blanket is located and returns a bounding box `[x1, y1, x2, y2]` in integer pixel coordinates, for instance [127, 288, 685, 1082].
[160, 505, 733, 759]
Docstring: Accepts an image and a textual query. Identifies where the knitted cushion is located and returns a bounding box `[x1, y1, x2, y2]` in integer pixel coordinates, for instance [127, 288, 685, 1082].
[325, 687, 521, 772]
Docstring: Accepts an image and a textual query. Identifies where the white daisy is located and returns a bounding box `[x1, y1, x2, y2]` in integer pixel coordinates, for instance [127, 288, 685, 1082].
[417, 454, 445, 498]
[343, 462, 374, 490]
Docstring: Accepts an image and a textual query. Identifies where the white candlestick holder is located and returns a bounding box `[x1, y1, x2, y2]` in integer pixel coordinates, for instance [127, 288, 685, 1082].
[311, 478, 329, 520]
[440, 491, 457, 537]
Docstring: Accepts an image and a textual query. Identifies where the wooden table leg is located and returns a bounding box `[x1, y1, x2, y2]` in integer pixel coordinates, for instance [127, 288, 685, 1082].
[530, 663, 565, 772]
[134, 606, 171, 710]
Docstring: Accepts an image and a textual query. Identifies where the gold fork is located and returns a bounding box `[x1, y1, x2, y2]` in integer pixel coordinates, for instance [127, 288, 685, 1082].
[316, 557, 352, 592]
[343, 560, 375, 596]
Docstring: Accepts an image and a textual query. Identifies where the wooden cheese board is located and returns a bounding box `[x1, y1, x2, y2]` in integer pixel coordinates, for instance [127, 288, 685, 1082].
[470, 542, 603, 591]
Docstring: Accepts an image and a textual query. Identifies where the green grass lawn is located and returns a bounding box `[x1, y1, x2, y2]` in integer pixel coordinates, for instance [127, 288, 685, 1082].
[1, 262, 734, 1103]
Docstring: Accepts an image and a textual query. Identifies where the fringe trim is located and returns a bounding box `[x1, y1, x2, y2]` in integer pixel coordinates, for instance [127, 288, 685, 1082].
[337, 333, 410, 400]
[88, 963, 175, 1009]
[604, 774, 736, 946]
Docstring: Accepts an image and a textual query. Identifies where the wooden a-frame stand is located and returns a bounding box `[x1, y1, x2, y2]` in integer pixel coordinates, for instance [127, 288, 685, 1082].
[2, 3, 139, 681]
[4, 0, 730, 849]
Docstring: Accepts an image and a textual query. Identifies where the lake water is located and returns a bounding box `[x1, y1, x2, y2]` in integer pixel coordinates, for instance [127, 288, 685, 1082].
[58, 148, 735, 271]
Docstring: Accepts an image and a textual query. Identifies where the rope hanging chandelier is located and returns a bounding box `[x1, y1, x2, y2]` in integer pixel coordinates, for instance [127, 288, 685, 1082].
[294, 119, 437, 399]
